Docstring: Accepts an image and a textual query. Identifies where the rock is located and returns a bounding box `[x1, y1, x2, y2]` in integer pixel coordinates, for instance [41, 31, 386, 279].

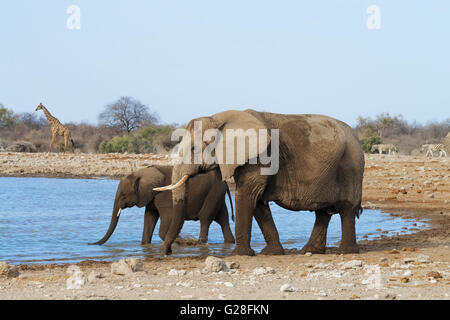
[111, 260, 133, 276]
[111, 259, 143, 275]
[341, 260, 363, 269]
[400, 277, 410, 283]
[225, 261, 240, 270]
[313, 263, 331, 270]
[403, 257, 415, 264]
[176, 280, 193, 287]
[316, 291, 328, 297]
[398, 187, 407, 194]
[66, 266, 85, 290]
[168, 269, 187, 276]
[6, 141, 36, 153]
[304, 252, 313, 257]
[126, 258, 143, 272]
[203, 256, 227, 273]
[0, 262, 20, 278]
[66, 265, 81, 274]
[426, 271, 442, 279]
[280, 284, 296, 292]
[403, 270, 413, 277]
[417, 254, 430, 263]
[87, 271, 103, 283]
[253, 266, 276, 276]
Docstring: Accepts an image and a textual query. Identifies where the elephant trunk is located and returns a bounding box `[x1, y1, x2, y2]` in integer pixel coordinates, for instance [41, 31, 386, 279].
[89, 201, 122, 245]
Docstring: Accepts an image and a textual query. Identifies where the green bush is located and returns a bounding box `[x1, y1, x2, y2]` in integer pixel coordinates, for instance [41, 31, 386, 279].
[98, 124, 175, 154]
[360, 136, 382, 153]
[98, 135, 138, 153]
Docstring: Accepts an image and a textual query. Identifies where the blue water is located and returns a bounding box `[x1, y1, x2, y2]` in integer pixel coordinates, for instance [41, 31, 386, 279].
[0, 177, 428, 264]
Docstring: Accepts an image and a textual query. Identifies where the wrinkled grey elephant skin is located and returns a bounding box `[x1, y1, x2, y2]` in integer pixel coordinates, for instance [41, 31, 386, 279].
[163, 109, 365, 256]
[89, 165, 235, 247]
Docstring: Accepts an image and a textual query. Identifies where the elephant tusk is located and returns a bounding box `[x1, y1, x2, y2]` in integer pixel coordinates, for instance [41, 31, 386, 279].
[117, 208, 122, 218]
[153, 174, 189, 191]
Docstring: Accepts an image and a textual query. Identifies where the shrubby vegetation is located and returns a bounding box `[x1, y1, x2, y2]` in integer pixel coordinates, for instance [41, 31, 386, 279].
[354, 113, 449, 154]
[0, 97, 179, 153]
[1, 99, 448, 155]
[98, 124, 175, 154]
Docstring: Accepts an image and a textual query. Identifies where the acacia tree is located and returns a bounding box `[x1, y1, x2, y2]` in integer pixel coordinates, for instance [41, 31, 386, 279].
[0, 104, 18, 128]
[98, 96, 158, 134]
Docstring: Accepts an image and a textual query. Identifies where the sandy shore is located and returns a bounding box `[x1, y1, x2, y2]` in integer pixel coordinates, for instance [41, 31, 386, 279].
[0, 152, 449, 300]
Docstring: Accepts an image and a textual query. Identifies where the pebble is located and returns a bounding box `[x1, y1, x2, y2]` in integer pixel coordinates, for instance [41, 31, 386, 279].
[253, 267, 276, 276]
[341, 260, 363, 269]
[168, 269, 187, 276]
[280, 284, 296, 292]
[316, 291, 328, 297]
[111, 259, 143, 276]
[203, 256, 227, 273]
[87, 271, 103, 283]
[403, 270, 413, 277]
[403, 258, 415, 264]
[426, 271, 441, 279]
[0, 262, 20, 278]
[313, 263, 332, 270]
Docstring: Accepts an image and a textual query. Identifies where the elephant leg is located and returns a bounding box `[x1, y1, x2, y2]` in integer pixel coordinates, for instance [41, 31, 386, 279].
[253, 202, 284, 255]
[338, 205, 359, 253]
[230, 190, 256, 256]
[230, 167, 269, 256]
[142, 205, 159, 244]
[157, 207, 172, 241]
[214, 204, 235, 244]
[198, 218, 213, 244]
[196, 186, 221, 244]
[300, 210, 332, 254]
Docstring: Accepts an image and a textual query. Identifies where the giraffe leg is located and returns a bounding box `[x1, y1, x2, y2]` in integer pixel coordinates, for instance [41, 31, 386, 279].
[64, 134, 68, 153]
[49, 134, 56, 153]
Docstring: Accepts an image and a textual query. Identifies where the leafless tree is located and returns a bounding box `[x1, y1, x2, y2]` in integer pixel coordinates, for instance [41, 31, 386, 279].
[98, 96, 158, 134]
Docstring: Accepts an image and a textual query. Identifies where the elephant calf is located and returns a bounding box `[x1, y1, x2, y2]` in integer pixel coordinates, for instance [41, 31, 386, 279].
[89, 165, 235, 246]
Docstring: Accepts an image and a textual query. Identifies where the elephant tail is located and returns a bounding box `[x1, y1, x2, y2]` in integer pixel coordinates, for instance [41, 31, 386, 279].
[356, 204, 363, 219]
[225, 185, 234, 222]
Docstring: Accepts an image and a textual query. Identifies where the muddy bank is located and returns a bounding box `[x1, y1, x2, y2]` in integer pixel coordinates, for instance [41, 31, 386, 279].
[0, 152, 171, 179]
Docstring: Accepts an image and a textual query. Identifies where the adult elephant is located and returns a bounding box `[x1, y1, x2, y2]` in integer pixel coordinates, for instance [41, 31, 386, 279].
[155, 109, 364, 256]
[89, 165, 235, 246]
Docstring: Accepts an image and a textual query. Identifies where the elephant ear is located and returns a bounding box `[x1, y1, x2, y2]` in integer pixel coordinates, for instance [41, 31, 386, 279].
[132, 168, 166, 206]
[210, 110, 270, 180]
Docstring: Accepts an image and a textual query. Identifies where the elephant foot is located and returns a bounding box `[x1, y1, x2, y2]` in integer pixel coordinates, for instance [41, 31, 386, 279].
[260, 245, 285, 255]
[197, 238, 207, 245]
[223, 237, 236, 244]
[337, 243, 360, 254]
[230, 246, 255, 256]
[162, 245, 172, 255]
[300, 244, 326, 254]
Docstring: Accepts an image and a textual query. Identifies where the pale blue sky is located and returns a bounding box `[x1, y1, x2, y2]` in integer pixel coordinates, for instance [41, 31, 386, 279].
[0, 1, 449, 126]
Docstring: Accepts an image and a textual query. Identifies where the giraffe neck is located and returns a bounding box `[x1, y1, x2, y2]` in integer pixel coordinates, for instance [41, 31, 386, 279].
[41, 107, 56, 122]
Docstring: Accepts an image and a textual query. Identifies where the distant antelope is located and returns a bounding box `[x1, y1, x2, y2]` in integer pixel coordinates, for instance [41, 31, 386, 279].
[421, 144, 447, 157]
[370, 144, 398, 155]
[35, 103, 74, 153]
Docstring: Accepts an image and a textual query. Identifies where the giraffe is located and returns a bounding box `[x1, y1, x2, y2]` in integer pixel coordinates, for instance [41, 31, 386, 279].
[35, 103, 74, 153]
